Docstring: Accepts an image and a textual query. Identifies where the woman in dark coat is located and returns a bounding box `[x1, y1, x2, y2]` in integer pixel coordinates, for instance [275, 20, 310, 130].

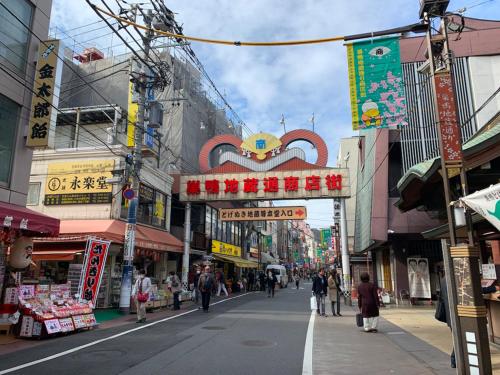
[357, 272, 380, 332]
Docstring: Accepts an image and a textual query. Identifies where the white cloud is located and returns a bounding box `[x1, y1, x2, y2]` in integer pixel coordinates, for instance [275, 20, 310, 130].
[51, 0, 500, 228]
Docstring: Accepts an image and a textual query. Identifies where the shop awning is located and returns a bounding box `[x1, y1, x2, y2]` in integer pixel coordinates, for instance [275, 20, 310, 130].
[0, 201, 59, 236]
[56, 219, 183, 253]
[32, 250, 83, 261]
[212, 253, 258, 268]
[260, 252, 279, 264]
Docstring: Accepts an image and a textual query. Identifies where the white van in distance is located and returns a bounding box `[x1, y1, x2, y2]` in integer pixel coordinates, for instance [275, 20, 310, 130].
[265, 265, 288, 288]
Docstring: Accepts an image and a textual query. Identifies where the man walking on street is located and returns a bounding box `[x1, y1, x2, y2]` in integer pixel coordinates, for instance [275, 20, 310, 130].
[247, 270, 255, 292]
[259, 271, 266, 292]
[267, 270, 278, 298]
[169, 271, 182, 310]
[198, 266, 214, 312]
[313, 268, 328, 316]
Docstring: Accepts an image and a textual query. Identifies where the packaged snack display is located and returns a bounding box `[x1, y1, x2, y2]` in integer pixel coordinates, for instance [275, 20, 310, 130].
[15, 283, 96, 338]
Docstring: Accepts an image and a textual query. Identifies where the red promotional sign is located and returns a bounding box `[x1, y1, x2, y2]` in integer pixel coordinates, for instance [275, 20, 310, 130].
[79, 238, 111, 305]
[434, 74, 462, 162]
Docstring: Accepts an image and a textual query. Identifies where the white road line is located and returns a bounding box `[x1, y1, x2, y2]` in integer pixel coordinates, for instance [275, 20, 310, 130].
[0, 292, 253, 375]
[302, 310, 315, 375]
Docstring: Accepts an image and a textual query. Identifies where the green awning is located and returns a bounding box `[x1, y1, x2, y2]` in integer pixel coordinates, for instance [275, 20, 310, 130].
[396, 118, 500, 210]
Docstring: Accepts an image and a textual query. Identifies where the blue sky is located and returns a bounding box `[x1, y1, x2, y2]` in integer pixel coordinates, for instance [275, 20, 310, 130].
[51, 0, 500, 228]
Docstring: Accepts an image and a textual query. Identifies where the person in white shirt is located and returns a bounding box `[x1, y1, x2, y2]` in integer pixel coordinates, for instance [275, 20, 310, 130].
[132, 269, 151, 323]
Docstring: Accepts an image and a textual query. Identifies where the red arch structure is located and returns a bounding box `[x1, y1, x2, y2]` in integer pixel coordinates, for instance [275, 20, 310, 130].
[199, 129, 329, 172]
[199, 134, 242, 173]
[280, 129, 328, 167]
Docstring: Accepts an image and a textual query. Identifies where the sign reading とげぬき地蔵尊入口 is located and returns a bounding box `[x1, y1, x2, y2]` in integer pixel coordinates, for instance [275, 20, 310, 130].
[219, 206, 306, 221]
[180, 169, 349, 202]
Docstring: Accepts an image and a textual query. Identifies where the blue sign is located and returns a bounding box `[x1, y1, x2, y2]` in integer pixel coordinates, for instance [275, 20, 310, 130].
[144, 125, 154, 148]
[255, 139, 266, 149]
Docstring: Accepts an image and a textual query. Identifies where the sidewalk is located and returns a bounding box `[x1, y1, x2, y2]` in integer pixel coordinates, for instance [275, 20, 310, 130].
[382, 305, 500, 374]
[0, 293, 233, 356]
[313, 306, 455, 375]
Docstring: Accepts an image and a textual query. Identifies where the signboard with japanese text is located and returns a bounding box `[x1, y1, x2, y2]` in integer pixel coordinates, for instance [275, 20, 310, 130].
[44, 160, 114, 205]
[219, 206, 307, 221]
[78, 238, 111, 305]
[27, 40, 61, 147]
[346, 37, 407, 130]
[320, 228, 332, 249]
[211, 240, 242, 257]
[434, 73, 462, 162]
[127, 81, 138, 147]
[460, 183, 500, 231]
[180, 168, 349, 202]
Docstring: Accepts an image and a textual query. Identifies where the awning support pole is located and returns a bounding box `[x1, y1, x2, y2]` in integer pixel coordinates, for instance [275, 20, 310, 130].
[182, 202, 191, 291]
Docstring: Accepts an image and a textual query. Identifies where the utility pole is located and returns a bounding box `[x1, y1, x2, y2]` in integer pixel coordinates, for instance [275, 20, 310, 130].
[421, 1, 491, 373]
[119, 7, 154, 314]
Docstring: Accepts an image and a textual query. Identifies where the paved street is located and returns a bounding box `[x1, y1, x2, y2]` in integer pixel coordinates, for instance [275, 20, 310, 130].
[0, 283, 460, 375]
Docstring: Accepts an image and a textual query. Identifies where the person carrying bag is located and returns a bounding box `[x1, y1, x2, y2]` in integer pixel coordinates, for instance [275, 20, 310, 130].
[132, 269, 151, 323]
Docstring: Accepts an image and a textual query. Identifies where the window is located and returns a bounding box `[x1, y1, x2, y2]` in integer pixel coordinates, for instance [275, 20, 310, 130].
[137, 184, 154, 225]
[0, 0, 33, 73]
[0, 94, 20, 185]
[211, 208, 217, 240]
[27, 182, 40, 205]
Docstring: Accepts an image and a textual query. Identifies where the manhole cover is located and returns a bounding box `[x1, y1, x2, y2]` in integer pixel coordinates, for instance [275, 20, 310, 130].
[241, 340, 276, 348]
[202, 326, 226, 330]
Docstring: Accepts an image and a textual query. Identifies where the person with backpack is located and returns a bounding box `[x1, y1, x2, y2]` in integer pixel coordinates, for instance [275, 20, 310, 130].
[169, 271, 182, 310]
[198, 266, 215, 312]
[132, 269, 151, 323]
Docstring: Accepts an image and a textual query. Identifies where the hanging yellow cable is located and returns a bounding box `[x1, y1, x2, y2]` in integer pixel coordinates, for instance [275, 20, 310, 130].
[90, 4, 346, 46]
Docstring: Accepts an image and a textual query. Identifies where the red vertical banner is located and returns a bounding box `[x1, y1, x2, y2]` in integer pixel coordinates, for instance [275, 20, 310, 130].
[79, 238, 111, 306]
[434, 74, 463, 162]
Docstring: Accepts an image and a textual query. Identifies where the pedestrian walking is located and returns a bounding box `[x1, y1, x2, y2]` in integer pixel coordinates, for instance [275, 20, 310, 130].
[169, 271, 182, 310]
[294, 273, 300, 290]
[216, 270, 229, 296]
[259, 271, 266, 292]
[267, 270, 278, 298]
[328, 270, 342, 316]
[132, 269, 151, 323]
[198, 266, 215, 312]
[357, 272, 380, 332]
[193, 266, 202, 305]
[312, 268, 328, 316]
[247, 270, 255, 292]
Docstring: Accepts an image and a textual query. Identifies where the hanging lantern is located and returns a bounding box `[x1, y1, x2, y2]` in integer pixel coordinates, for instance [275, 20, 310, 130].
[8, 236, 34, 269]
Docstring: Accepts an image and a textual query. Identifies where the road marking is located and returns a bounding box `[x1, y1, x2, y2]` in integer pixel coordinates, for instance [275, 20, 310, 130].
[302, 310, 315, 375]
[0, 293, 254, 374]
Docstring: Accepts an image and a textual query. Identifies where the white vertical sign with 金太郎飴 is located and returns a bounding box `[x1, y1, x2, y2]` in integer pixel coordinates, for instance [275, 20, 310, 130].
[27, 40, 62, 147]
[407, 257, 431, 299]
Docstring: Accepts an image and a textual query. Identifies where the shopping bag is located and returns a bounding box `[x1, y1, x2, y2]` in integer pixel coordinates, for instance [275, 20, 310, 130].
[310, 296, 316, 310]
[356, 313, 363, 327]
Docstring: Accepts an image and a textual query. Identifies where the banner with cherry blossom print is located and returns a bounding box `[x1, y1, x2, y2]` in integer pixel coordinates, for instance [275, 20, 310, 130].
[346, 36, 407, 130]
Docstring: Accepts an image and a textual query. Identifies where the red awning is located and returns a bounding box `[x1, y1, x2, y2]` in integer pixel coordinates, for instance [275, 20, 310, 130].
[58, 219, 183, 253]
[32, 250, 83, 261]
[0, 201, 60, 236]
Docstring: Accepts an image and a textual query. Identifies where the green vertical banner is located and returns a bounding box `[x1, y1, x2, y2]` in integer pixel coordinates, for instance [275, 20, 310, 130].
[346, 36, 407, 130]
[265, 235, 272, 249]
[320, 228, 332, 249]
